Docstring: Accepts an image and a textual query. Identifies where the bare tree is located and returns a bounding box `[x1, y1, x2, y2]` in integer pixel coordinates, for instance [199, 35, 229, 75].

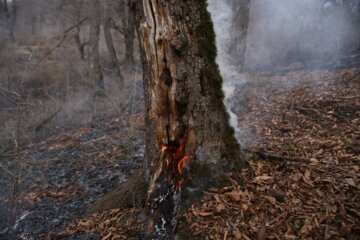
[120, 0, 135, 66]
[228, 0, 250, 72]
[2, 0, 17, 41]
[88, 0, 104, 95]
[103, 8, 124, 88]
[73, 0, 87, 60]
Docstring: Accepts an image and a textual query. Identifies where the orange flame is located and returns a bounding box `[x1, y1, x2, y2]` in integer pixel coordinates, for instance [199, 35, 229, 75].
[178, 155, 194, 175]
[161, 143, 193, 190]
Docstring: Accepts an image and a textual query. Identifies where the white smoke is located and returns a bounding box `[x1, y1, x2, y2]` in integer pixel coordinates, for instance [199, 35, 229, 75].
[207, 0, 245, 144]
[207, 0, 359, 147]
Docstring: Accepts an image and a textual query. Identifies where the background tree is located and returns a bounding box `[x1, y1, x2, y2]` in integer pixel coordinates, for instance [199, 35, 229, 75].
[88, 0, 104, 102]
[227, 0, 250, 72]
[120, 0, 136, 66]
[103, 3, 125, 88]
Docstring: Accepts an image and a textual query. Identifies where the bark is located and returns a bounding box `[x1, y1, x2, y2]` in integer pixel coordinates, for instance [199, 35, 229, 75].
[124, 10, 135, 66]
[104, 15, 125, 88]
[228, 0, 250, 72]
[3, 0, 17, 41]
[120, 0, 136, 65]
[88, 0, 104, 93]
[74, 0, 86, 60]
[131, 0, 243, 237]
[74, 27, 86, 60]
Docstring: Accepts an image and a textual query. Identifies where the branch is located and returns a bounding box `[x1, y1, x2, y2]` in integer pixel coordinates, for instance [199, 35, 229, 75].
[0, 163, 17, 178]
[63, 17, 88, 35]
[245, 148, 310, 163]
[35, 17, 88, 67]
[35, 108, 61, 132]
[110, 18, 124, 34]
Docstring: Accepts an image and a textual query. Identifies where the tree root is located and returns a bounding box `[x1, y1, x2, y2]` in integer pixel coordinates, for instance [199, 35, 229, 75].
[88, 170, 148, 213]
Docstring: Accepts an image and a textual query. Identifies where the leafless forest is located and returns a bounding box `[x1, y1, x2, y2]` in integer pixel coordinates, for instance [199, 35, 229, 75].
[0, 0, 359, 239]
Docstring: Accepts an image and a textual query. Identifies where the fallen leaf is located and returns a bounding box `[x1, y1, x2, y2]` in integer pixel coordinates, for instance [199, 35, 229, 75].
[198, 212, 213, 217]
[216, 203, 225, 213]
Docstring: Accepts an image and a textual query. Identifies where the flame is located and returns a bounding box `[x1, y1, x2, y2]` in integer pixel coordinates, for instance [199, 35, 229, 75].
[161, 143, 193, 190]
[178, 155, 193, 175]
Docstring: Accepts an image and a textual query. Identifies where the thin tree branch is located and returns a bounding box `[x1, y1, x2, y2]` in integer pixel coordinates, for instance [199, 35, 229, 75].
[35, 17, 88, 67]
[244, 148, 311, 163]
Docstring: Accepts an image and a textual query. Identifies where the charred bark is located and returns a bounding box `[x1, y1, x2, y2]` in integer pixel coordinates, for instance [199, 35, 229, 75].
[131, 0, 244, 238]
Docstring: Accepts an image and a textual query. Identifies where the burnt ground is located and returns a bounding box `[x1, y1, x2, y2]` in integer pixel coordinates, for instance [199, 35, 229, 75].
[0, 55, 359, 240]
[0, 112, 145, 239]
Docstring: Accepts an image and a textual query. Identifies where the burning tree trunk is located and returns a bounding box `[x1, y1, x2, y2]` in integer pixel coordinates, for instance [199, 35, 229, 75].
[131, 0, 244, 238]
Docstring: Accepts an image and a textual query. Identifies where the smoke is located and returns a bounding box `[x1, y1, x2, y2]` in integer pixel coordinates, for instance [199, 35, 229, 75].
[207, 0, 245, 144]
[245, 0, 360, 70]
[207, 0, 360, 146]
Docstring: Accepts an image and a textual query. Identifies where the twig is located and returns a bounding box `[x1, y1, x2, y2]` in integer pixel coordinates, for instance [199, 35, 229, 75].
[0, 163, 17, 178]
[35, 17, 88, 67]
[35, 108, 61, 132]
[245, 148, 310, 163]
[110, 18, 124, 34]
[8, 44, 39, 226]
[0, 86, 20, 97]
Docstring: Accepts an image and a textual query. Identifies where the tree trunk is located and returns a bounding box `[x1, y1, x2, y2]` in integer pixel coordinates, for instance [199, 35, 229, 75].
[120, 0, 136, 66]
[228, 0, 250, 72]
[74, 0, 86, 61]
[103, 15, 124, 88]
[88, 0, 104, 94]
[131, 0, 243, 238]
[74, 26, 86, 60]
[124, 2, 135, 66]
[4, 0, 17, 41]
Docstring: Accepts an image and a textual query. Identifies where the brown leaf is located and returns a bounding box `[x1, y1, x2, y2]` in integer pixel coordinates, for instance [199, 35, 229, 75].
[102, 232, 112, 240]
[216, 203, 225, 213]
[198, 212, 213, 217]
[264, 196, 277, 205]
[290, 173, 302, 182]
[227, 191, 241, 201]
[258, 224, 267, 240]
[339, 222, 352, 236]
[233, 229, 242, 240]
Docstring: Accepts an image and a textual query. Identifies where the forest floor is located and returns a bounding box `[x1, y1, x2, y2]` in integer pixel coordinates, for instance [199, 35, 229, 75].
[181, 65, 360, 240]
[0, 61, 359, 240]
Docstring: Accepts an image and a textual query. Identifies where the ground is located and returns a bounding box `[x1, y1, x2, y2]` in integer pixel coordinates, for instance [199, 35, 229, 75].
[0, 58, 359, 239]
[181, 64, 360, 240]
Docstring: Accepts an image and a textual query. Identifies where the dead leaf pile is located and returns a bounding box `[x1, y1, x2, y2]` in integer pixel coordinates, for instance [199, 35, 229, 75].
[47, 208, 142, 240]
[180, 67, 359, 239]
